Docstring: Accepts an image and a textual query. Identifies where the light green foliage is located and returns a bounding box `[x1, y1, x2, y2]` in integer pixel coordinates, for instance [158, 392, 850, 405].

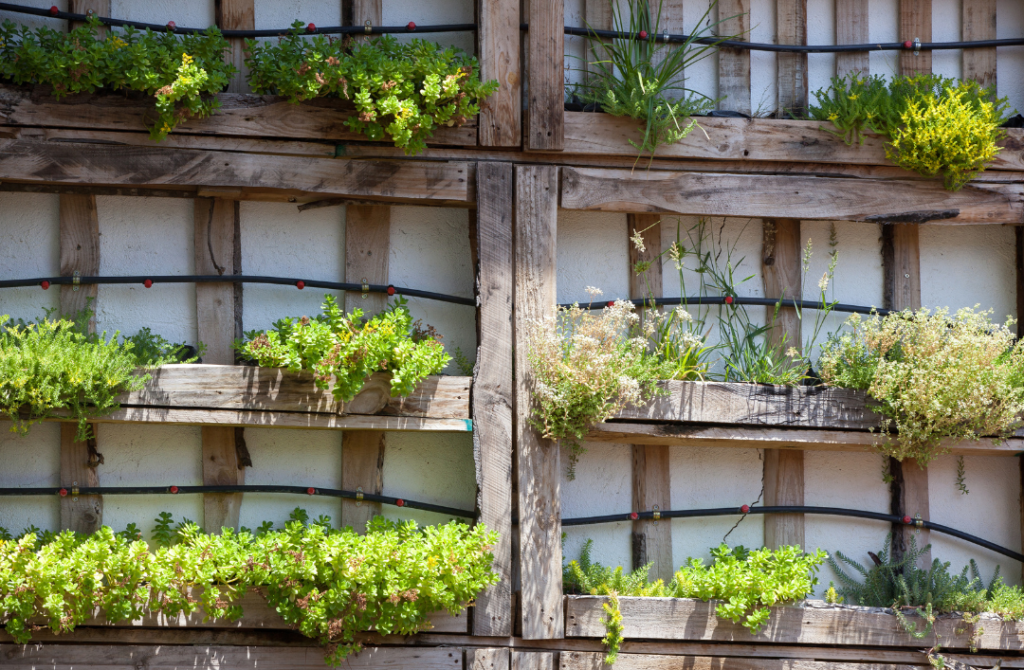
[237, 296, 450, 402]
[0, 512, 498, 665]
[0, 17, 233, 140]
[808, 74, 1011, 190]
[818, 307, 1024, 464]
[246, 25, 497, 154]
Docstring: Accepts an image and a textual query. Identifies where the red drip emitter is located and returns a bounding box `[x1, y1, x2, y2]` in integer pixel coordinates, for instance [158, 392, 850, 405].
[41, 280, 50, 290]
[58, 488, 67, 497]
[387, 285, 396, 296]
[143, 279, 153, 288]
[307, 487, 316, 495]
[170, 485, 179, 494]
[396, 499, 405, 507]
[741, 504, 750, 513]
[296, 280, 305, 290]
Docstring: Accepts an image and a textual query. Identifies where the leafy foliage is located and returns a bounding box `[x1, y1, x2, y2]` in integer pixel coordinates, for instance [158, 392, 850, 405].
[237, 295, 450, 403]
[808, 74, 1011, 190]
[0, 512, 498, 665]
[0, 17, 233, 139]
[246, 25, 497, 154]
[818, 307, 1024, 465]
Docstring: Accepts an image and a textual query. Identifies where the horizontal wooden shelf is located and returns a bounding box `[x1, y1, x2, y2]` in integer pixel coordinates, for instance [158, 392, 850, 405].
[49, 366, 472, 432]
[565, 595, 1024, 651]
[586, 380, 1024, 456]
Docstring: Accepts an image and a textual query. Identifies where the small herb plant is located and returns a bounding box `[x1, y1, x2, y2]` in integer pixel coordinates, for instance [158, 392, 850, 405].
[237, 296, 450, 402]
[0, 17, 233, 140]
[246, 25, 497, 154]
[0, 511, 498, 665]
[818, 306, 1024, 465]
[808, 74, 1012, 190]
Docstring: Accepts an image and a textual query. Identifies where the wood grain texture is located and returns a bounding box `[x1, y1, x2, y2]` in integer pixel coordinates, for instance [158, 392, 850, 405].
[515, 651, 558, 670]
[900, 459, 931, 567]
[559, 167, 1023, 225]
[341, 431, 386, 532]
[898, 0, 931, 76]
[527, 0, 565, 151]
[764, 449, 804, 550]
[0, 140, 474, 204]
[215, 0, 254, 93]
[835, 0, 869, 79]
[761, 219, 801, 351]
[69, 0, 109, 33]
[515, 165, 563, 639]
[59, 423, 102, 534]
[776, 0, 807, 115]
[202, 426, 244, 532]
[963, 0, 997, 89]
[717, 0, 750, 114]
[194, 198, 238, 366]
[478, 0, 521, 146]
[565, 596, 1022, 649]
[472, 163, 514, 636]
[583, 0, 612, 85]
[561, 651, 908, 670]
[469, 647, 511, 670]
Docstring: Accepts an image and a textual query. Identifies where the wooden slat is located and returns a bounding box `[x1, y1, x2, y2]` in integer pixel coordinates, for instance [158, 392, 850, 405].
[0, 140, 474, 204]
[215, 0, 254, 93]
[201, 425, 243, 533]
[515, 165, 563, 639]
[69, 0, 108, 33]
[194, 199, 239, 368]
[478, 0, 521, 146]
[351, 0, 382, 31]
[59, 424, 102, 534]
[835, 0, 870, 79]
[52, 410, 472, 432]
[899, 0, 932, 76]
[515, 651, 558, 670]
[565, 596, 1024, 650]
[583, 0, 612, 85]
[963, 0, 997, 89]
[717, 0, 750, 114]
[469, 648, 511, 670]
[764, 449, 804, 549]
[472, 163, 514, 636]
[561, 651, 907, 670]
[776, 0, 808, 116]
[527, 0, 564, 151]
[559, 167, 1024, 225]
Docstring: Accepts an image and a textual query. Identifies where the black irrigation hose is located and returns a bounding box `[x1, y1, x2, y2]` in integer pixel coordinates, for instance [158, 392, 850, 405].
[563, 296, 890, 316]
[0, 275, 475, 307]
[0, 485, 475, 519]
[0, 3, 475, 37]
[561, 505, 1024, 564]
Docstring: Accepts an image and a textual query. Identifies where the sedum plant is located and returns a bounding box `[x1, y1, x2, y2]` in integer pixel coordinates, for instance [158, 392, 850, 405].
[0, 511, 498, 665]
[246, 25, 497, 154]
[237, 296, 450, 402]
[0, 17, 233, 140]
[818, 306, 1024, 465]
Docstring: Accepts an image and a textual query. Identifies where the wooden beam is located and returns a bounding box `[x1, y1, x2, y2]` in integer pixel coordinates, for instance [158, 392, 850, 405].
[898, 0, 931, 76]
[835, 0, 869, 79]
[717, 0, 750, 115]
[478, 0, 521, 147]
[527, 0, 564, 151]
[963, 0, 997, 90]
[515, 651, 558, 670]
[351, 0, 382, 31]
[515, 165, 563, 639]
[54, 410, 472, 432]
[69, 0, 108, 33]
[472, 163, 515, 636]
[560, 651, 908, 670]
[559, 167, 1023, 225]
[469, 648, 511, 670]
[583, 0, 612, 85]
[776, 0, 807, 116]
[215, 0, 254, 93]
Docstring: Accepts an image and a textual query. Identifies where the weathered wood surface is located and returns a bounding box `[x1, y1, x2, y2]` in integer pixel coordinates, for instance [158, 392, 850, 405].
[561, 652, 909, 670]
[899, 0, 931, 76]
[560, 166, 1024, 224]
[49, 410, 471, 432]
[0, 85, 477, 146]
[962, 0, 996, 90]
[469, 647, 512, 670]
[776, 0, 807, 116]
[59, 423, 102, 534]
[565, 596, 1024, 650]
[216, 0, 254, 93]
[527, 0, 564, 151]
[717, 0, 750, 115]
[561, 112, 1024, 172]
[835, 0, 869, 79]
[515, 651, 558, 670]
[0, 140, 473, 205]
[478, 0, 520, 147]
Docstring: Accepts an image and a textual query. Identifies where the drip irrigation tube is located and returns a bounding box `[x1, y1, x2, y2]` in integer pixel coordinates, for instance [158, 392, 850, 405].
[0, 485, 474, 519]
[560, 505, 1024, 563]
[0, 3, 475, 37]
[0, 275, 474, 307]
[563, 296, 890, 316]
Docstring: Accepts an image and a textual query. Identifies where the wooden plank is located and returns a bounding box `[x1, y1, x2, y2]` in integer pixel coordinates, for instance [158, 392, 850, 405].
[899, 0, 932, 76]
[0, 140, 474, 204]
[564, 596, 1024, 650]
[776, 0, 808, 116]
[527, 0, 564, 151]
[835, 0, 870, 79]
[59, 424, 102, 534]
[69, 0, 108, 33]
[469, 648, 511, 670]
[764, 449, 804, 549]
[351, 0, 382, 32]
[583, 0, 612, 85]
[472, 163, 514, 636]
[200, 425, 243, 533]
[478, 0, 521, 147]
[51, 410, 472, 432]
[717, 0, 750, 115]
[215, 0, 254, 93]
[559, 167, 1024, 225]
[515, 165, 563, 639]
[963, 0, 997, 90]
[515, 651, 558, 670]
[561, 651, 908, 670]
[194, 199, 239, 367]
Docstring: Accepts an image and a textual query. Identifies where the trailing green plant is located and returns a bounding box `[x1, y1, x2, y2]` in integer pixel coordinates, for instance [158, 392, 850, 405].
[808, 74, 1012, 190]
[246, 25, 497, 154]
[577, 0, 730, 164]
[237, 295, 450, 402]
[0, 17, 233, 140]
[0, 510, 498, 665]
[818, 306, 1024, 465]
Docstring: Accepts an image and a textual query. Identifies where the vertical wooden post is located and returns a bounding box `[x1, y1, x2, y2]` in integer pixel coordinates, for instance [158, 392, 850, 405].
[717, 0, 750, 115]
[69, 0, 109, 32]
[898, 0, 932, 76]
[341, 205, 390, 531]
[583, 0, 612, 86]
[776, 0, 807, 116]
[215, 0, 255, 94]
[963, 0, 997, 90]
[478, 0, 521, 147]
[515, 165, 562, 639]
[761, 218, 804, 550]
[835, 0, 869, 79]
[472, 162, 515, 636]
[628, 214, 673, 582]
[195, 198, 245, 532]
[527, 0, 564, 151]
